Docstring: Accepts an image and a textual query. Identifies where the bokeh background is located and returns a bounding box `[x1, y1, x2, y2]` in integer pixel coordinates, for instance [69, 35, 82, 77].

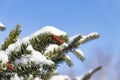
[0, 0, 120, 80]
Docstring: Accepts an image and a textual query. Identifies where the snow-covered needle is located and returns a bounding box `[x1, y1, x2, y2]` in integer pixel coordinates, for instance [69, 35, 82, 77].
[72, 49, 85, 61]
[0, 22, 6, 31]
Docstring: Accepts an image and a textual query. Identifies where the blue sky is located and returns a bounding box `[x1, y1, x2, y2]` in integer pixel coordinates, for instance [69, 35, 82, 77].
[0, 0, 120, 79]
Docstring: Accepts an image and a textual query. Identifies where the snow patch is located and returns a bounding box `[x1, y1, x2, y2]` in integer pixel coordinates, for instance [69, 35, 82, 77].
[44, 44, 59, 55]
[69, 34, 81, 42]
[15, 55, 30, 64]
[74, 49, 84, 58]
[50, 75, 71, 80]
[29, 26, 67, 39]
[21, 37, 30, 44]
[10, 74, 21, 80]
[5, 26, 67, 56]
[5, 39, 20, 55]
[64, 55, 71, 60]
[74, 75, 84, 80]
[0, 22, 5, 28]
[0, 51, 8, 64]
[15, 45, 54, 65]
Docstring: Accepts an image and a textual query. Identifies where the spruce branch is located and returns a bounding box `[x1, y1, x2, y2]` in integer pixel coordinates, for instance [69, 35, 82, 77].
[43, 33, 99, 65]
[63, 55, 73, 67]
[5, 42, 55, 80]
[81, 66, 102, 80]
[0, 24, 21, 50]
[77, 32, 99, 45]
[29, 33, 68, 53]
[68, 35, 82, 49]
[0, 26, 100, 79]
[72, 49, 85, 61]
[15, 62, 41, 77]
[8, 43, 30, 62]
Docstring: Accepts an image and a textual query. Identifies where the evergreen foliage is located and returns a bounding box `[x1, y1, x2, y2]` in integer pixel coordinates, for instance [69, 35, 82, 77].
[0, 25, 100, 80]
[0, 24, 21, 50]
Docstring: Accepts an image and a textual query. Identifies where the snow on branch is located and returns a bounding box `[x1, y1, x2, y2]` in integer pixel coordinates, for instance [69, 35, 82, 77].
[0, 22, 5, 31]
[29, 26, 67, 39]
[74, 66, 102, 80]
[50, 75, 71, 80]
[0, 51, 8, 64]
[78, 32, 99, 45]
[0, 25, 100, 80]
[72, 49, 85, 61]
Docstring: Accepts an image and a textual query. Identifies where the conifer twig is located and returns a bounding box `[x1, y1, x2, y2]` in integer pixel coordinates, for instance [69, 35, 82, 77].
[82, 66, 102, 80]
[0, 24, 21, 50]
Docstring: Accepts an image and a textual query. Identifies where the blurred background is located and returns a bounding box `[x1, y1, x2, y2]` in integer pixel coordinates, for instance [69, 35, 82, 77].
[0, 0, 119, 80]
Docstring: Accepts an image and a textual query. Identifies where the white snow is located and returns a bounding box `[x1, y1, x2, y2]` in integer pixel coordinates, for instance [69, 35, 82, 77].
[5, 26, 67, 56]
[72, 49, 85, 61]
[78, 32, 99, 44]
[44, 43, 68, 56]
[59, 43, 68, 50]
[4, 26, 67, 55]
[0, 51, 8, 64]
[11, 74, 42, 80]
[15, 55, 30, 64]
[69, 34, 81, 42]
[5, 39, 20, 55]
[14, 44, 54, 75]
[0, 22, 5, 28]
[28, 45, 54, 65]
[64, 55, 71, 60]
[44, 44, 59, 55]
[23, 26, 67, 40]
[21, 36, 30, 44]
[88, 32, 99, 37]
[29, 26, 67, 39]
[88, 69, 93, 73]
[74, 75, 84, 80]
[50, 75, 71, 80]
[26, 44, 35, 51]
[15, 45, 54, 65]
[73, 49, 84, 58]
[78, 35, 86, 42]
[74, 69, 94, 80]
[34, 77, 42, 80]
[10, 74, 21, 80]
[69, 34, 83, 46]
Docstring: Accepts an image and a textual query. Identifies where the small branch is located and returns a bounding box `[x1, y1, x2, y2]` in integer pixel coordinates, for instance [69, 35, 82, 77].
[77, 32, 99, 45]
[82, 66, 102, 80]
[0, 24, 21, 50]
